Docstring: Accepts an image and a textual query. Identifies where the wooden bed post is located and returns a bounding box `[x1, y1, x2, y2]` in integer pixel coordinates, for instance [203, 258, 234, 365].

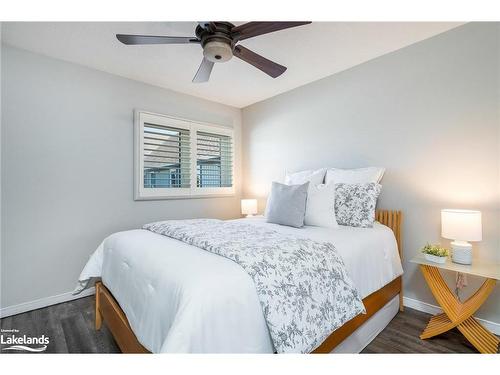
[375, 210, 404, 312]
[93, 280, 149, 353]
[95, 281, 103, 330]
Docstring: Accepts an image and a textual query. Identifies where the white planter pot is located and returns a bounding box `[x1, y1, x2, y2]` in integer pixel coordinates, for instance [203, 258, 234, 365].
[424, 253, 447, 264]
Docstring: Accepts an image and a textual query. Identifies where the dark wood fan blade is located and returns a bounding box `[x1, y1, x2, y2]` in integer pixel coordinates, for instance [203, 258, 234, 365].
[231, 22, 311, 41]
[192, 57, 215, 83]
[116, 34, 199, 45]
[233, 45, 286, 78]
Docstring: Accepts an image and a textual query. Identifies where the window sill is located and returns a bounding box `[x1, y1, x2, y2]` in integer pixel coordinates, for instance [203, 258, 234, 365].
[134, 193, 236, 201]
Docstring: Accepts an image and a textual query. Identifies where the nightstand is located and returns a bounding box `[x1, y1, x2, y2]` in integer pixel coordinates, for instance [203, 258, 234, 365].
[410, 254, 500, 353]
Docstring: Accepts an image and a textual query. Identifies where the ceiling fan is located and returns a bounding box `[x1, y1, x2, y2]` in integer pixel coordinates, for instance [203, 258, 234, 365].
[116, 22, 311, 83]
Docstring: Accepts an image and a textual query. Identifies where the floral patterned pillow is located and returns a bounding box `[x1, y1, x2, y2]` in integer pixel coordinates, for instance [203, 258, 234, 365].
[334, 183, 382, 228]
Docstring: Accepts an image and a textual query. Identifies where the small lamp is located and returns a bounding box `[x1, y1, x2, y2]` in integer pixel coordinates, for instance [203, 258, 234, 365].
[441, 209, 482, 265]
[241, 199, 258, 218]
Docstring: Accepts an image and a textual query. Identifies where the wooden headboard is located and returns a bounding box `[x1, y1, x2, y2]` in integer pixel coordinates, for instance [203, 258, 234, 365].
[375, 209, 403, 312]
[375, 210, 403, 260]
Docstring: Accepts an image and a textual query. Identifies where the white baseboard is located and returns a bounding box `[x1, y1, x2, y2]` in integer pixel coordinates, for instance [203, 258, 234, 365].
[403, 296, 500, 335]
[2, 290, 498, 337]
[0, 287, 95, 319]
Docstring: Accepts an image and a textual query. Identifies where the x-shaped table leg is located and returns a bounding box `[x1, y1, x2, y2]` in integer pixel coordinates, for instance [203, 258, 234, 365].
[419, 265, 499, 353]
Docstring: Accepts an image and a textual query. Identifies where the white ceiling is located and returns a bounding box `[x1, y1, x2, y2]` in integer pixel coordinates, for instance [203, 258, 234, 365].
[1, 22, 463, 108]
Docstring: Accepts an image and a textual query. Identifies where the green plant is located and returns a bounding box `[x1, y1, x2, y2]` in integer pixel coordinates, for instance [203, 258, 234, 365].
[421, 243, 449, 257]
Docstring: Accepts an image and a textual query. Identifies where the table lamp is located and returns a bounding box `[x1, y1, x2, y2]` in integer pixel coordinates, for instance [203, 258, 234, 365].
[441, 209, 482, 265]
[241, 199, 258, 217]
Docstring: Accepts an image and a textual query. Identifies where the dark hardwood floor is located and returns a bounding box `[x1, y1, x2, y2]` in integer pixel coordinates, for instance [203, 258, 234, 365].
[362, 308, 487, 353]
[1, 296, 119, 354]
[0, 296, 494, 354]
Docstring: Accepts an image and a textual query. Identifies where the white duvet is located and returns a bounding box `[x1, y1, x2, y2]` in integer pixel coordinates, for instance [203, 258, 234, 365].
[76, 217, 403, 353]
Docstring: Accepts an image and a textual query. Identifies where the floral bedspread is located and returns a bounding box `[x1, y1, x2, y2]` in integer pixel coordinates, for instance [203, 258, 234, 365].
[143, 219, 365, 353]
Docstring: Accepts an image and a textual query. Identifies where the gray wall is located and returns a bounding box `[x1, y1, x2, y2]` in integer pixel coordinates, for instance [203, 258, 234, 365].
[1, 45, 242, 308]
[242, 23, 500, 323]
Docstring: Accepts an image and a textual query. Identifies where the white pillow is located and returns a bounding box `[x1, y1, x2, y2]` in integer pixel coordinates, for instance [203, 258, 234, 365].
[284, 168, 326, 185]
[304, 183, 338, 229]
[325, 167, 385, 185]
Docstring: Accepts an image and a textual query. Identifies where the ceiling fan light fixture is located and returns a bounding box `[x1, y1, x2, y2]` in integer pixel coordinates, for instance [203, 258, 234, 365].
[117, 21, 312, 82]
[203, 41, 233, 63]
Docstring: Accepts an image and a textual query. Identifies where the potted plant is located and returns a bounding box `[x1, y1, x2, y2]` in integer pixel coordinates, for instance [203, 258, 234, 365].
[421, 243, 449, 264]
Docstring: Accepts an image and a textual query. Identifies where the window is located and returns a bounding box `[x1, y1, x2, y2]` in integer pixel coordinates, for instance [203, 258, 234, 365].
[196, 131, 233, 188]
[143, 124, 190, 189]
[135, 111, 234, 200]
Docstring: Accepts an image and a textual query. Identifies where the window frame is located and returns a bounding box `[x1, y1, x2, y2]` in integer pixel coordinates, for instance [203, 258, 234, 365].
[134, 110, 235, 200]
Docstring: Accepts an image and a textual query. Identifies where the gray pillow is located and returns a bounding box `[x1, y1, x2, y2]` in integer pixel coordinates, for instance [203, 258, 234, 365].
[335, 183, 382, 228]
[265, 181, 309, 228]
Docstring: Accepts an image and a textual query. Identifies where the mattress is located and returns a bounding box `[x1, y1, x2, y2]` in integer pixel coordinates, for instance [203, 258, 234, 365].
[77, 217, 403, 353]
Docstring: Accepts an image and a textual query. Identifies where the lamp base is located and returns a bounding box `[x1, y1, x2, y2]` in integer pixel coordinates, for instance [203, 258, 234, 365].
[451, 241, 472, 265]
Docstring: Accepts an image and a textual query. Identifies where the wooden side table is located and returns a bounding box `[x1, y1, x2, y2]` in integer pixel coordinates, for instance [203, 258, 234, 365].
[410, 255, 500, 353]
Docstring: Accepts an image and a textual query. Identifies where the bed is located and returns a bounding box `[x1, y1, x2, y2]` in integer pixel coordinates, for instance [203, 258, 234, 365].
[78, 210, 403, 353]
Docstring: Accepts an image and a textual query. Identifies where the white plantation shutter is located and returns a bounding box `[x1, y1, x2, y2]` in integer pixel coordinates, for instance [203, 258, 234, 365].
[135, 111, 234, 200]
[196, 131, 233, 188]
[143, 123, 191, 188]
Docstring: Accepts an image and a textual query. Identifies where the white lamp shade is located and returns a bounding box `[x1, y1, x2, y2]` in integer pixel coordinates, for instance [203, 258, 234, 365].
[441, 209, 482, 242]
[241, 199, 258, 216]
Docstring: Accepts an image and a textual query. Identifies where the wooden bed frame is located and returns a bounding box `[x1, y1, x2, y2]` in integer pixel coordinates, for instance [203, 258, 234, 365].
[95, 210, 403, 354]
